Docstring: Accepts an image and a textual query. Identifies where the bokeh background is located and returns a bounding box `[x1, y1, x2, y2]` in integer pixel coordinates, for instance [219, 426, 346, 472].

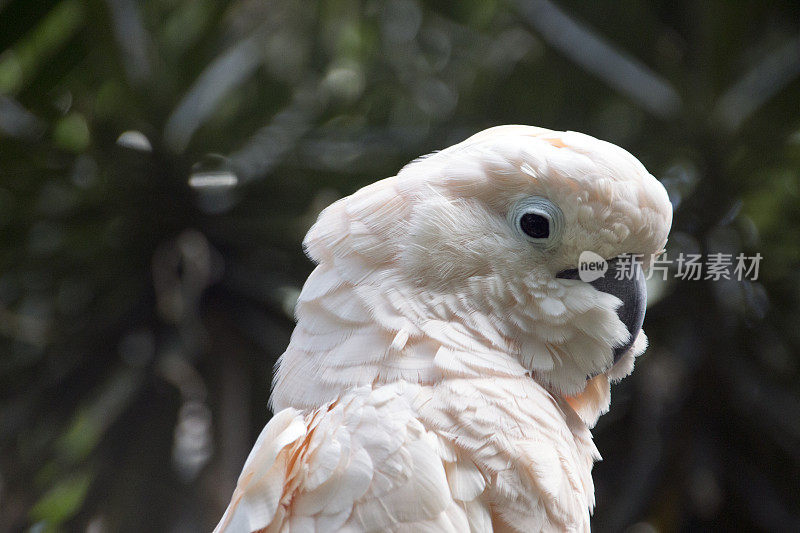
[2, 0, 800, 531]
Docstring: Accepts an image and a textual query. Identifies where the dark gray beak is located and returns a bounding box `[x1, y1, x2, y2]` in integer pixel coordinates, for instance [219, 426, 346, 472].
[556, 257, 647, 362]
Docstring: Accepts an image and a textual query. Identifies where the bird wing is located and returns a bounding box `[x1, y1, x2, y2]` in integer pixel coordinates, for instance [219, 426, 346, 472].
[415, 377, 597, 532]
[214, 383, 487, 533]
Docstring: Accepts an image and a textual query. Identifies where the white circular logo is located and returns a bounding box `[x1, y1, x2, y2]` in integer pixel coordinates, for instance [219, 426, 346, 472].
[578, 251, 608, 282]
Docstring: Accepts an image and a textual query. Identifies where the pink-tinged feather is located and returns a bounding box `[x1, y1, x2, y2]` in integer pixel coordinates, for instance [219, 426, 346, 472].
[220, 125, 672, 532]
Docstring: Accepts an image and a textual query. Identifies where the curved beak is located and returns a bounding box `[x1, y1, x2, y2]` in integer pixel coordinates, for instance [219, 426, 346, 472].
[556, 256, 647, 362]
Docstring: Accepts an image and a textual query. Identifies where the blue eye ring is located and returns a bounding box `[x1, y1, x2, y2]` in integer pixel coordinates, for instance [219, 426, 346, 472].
[508, 197, 564, 248]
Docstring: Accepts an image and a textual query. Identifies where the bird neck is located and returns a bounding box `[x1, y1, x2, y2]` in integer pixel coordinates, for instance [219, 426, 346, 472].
[270, 263, 532, 412]
[270, 262, 615, 429]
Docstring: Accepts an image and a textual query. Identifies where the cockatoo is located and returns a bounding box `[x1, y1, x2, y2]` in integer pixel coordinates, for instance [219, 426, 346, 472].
[215, 125, 672, 532]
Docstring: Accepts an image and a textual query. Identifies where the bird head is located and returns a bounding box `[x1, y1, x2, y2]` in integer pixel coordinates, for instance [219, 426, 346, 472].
[274, 125, 672, 423]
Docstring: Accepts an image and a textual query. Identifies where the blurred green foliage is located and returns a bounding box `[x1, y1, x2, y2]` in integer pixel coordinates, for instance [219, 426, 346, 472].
[1, 0, 799, 531]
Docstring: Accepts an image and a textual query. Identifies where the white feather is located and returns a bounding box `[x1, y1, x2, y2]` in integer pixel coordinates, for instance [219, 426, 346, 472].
[220, 125, 673, 532]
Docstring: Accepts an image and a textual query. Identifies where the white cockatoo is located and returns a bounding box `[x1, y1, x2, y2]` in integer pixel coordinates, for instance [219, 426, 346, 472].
[215, 125, 672, 532]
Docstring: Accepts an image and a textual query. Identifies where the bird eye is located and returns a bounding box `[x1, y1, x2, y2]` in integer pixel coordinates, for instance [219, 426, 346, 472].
[520, 213, 550, 239]
[508, 197, 564, 247]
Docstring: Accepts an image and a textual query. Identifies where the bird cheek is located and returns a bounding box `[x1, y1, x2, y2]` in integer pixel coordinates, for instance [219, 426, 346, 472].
[556, 256, 647, 363]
